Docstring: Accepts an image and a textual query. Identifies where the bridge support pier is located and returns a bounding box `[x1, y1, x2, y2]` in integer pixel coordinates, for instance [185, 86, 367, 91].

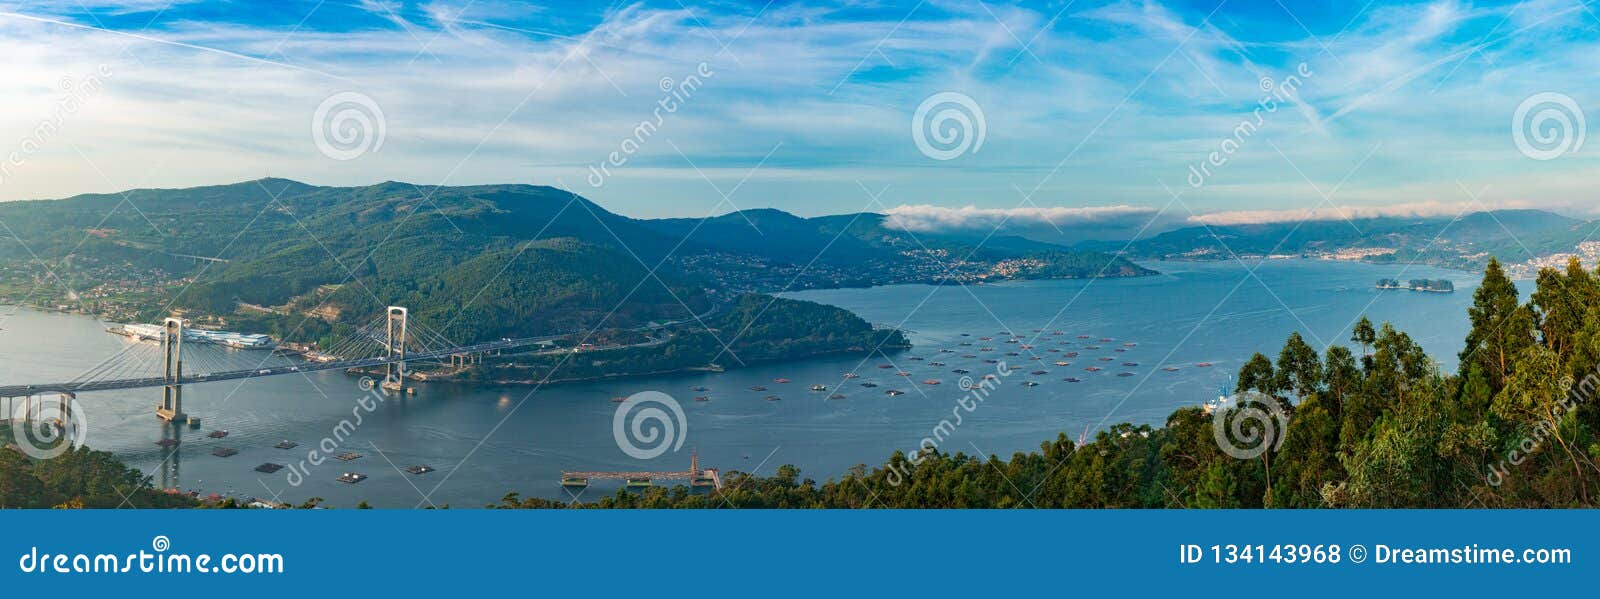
[156, 317, 186, 423]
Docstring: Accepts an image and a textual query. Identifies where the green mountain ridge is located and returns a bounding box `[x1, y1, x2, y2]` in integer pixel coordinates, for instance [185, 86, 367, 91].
[0, 179, 1149, 343]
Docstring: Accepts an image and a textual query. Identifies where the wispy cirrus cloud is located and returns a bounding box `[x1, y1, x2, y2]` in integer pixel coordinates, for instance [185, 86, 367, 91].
[0, 0, 1597, 224]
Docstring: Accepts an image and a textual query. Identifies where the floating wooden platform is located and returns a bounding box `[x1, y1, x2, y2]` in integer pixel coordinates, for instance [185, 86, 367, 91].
[211, 447, 238, 457]
[255, 463, 284, 473]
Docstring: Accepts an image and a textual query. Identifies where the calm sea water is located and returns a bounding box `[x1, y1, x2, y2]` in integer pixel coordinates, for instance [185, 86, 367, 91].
[0, 260, 1485, 507]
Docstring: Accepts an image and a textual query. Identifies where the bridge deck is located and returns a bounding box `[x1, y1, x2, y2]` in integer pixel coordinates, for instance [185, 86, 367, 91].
[0, 334, 564, 397]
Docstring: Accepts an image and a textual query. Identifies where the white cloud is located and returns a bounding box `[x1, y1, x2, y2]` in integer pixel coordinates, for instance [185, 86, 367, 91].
[884, 204, 1158, 232]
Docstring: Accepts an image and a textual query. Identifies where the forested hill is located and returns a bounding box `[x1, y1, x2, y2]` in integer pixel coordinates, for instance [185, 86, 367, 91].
[0, 179, 1149, 343]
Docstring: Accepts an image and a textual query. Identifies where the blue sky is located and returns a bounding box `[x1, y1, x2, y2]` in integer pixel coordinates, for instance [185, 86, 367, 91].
[1, 0, 1597, 232]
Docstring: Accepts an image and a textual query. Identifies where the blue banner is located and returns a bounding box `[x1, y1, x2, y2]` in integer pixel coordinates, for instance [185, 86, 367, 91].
[2, 510, 1590, 596]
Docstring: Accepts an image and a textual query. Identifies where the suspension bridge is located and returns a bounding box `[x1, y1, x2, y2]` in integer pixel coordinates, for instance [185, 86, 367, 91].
[0, 307, 565, 423]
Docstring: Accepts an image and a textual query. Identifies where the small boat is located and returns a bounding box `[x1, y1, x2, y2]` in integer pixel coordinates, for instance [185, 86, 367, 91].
[1162, 367, 1180, 372]
[984, 359, 999, 364]
[860, 382, 879, 388]
[1005, 352, 1020, 357]
[952, 368, 970, 374]
[1123, 342, 1137, 347]
[774, 378, 792, 383]
[1100, 338, 1114, 342]
[1196, 362, 1214, 368]
[1022, 381, 1040, 387]
[885, 390, 905, 396]
[750, 385, 768, 391]
[1020, 344, 1034, 350]
[810, 384, 827, 391]
[1085, 367, 1102, 372]
[960, 333, 971, 337]
[939, 349, 956, 353]
[960, 342, 973, 346]
[1115, 348, 1128, 353]
[929, 361, 946, 367]
[909, 357, 925, 361]
[1123, 362, 1139, 367]
[1030, 370, 1048, 375]
[1064, 377, 1082, 383]
[922, 379, 941, 385]
[766, 395, 782, 401]
[1099, 357, 1114, 361]
[829, 394, 847, 400]
[694, 396, 710, 402]
[843, 373, 860, 379]
[692, 386, 709, 392]
[611, 396, 627, 403]
[1086, 345, 1102, 350]
[983, 374, 998, 380]
[1065, 352, 1079, 358]
[896, 371, 910, 376]
[1054, 361, 1071, 366]
[1047, 348, 1060, 353]
[1078, 335, 1091, 339]
[878, 364, 894, 369]
[979, 337, 993, 341]
[1117, 372, 1136, 377]
[961, 354, 977, 358]
[980, 347, 995, 352]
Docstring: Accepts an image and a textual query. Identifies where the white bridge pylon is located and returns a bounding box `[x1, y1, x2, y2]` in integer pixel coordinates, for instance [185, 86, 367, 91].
[383, 306, 408, 392]
[156, 317, 185, 424]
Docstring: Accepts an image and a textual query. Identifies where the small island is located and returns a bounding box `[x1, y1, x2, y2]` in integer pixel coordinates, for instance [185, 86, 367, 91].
[1376, 278, 1454, 293]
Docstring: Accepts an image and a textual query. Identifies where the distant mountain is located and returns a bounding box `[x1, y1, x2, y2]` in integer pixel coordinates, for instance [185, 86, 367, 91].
[0, 179, 1150, 343]
[1082, 209, 1589, 269]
